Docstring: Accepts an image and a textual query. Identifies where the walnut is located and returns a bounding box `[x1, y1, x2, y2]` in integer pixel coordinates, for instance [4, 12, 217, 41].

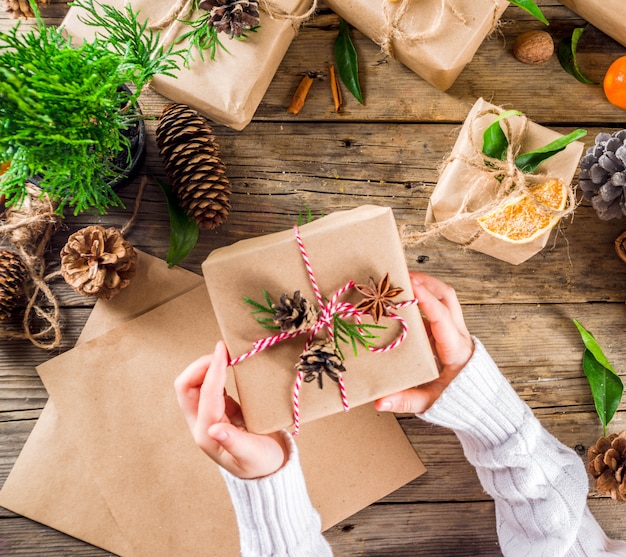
[512, 30, 554, 65]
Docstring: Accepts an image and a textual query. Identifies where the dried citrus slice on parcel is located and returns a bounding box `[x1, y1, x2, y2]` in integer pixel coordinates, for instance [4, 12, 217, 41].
[476, 178, 568, 243]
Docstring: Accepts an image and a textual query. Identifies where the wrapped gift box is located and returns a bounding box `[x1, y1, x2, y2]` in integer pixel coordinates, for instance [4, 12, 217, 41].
[427, 98, 585, 265]
[202, 205, 439, 434]
[62, 0, 311, 129]
[559, 0, 626, 48]
[323, 0, 508, 91]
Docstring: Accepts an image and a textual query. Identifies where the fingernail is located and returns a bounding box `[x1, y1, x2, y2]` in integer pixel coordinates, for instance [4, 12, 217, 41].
[212, 429, 228, 442]
[378, 401, 392, 411]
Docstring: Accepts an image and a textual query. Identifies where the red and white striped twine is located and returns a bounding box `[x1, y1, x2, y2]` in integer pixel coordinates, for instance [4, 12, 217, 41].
[229, 224, 417, 435]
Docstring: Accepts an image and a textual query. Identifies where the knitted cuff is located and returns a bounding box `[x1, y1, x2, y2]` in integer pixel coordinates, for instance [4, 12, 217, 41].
[219, 431, 324, 556]
[420, 337, 531, 452]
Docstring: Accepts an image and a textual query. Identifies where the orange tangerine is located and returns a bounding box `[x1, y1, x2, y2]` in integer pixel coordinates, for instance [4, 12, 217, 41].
[477, 179, 567, 243]
[604, 56, 626, 110]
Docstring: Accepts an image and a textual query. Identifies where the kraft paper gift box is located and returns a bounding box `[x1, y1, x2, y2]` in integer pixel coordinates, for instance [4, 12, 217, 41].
[559, 0, 626, 48]
[62, 0, 311, 130]
[323, 0, 508, 91]
[0, 250, 426, 556]
[426, 98, 585, 265]
[203, 205, 439, 434]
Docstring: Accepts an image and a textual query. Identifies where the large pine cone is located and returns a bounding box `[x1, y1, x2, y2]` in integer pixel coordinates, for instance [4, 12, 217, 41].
[588, 431, 626, 502]
[578, 130, 626, 220]
[200, 0, 260, 38]
[60, 225, 137, 300]
[0, 249, 27, 320]
[296, 339, 346, 389]
[272, 291, 318, 333]
[156, 103, 231, 230]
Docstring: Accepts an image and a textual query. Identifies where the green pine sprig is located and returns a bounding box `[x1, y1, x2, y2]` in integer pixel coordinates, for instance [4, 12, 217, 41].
[244, 290, 280, 330]
[0, 0, 182, 215]
[333, 315, 385, 359]
[178, 0, 259, 67]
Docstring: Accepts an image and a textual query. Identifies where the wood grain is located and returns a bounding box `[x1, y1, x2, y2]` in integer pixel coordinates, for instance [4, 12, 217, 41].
[1, 0, 625, 555]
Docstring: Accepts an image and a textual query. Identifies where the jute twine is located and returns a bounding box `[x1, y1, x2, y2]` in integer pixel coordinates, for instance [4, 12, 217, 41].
[419, 108, 577, 245]
[380, 0, 502, 58]
[149, 0, 318, 33]
[0, 176, 147, 350]
[0, 183, 63, 350]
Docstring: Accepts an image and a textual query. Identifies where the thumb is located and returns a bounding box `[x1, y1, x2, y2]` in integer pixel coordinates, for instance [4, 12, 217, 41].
[375, 387, 435, 415]
[207, 423, 285, 479]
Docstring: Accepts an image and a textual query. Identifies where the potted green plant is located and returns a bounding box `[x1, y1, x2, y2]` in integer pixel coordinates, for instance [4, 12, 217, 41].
[0, 0, 181, 215]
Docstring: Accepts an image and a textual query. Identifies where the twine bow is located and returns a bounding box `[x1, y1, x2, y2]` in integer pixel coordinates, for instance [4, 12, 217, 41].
[229, 224, 416, 434]
[380, 0, 503, 58]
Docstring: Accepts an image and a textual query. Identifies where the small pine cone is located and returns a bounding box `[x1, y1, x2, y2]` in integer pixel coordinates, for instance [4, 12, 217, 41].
[156, 103, 231, 230]
[199, 0, 260, 38]
[588, 431, 626, 502]
[0, 249, 28, 320]
[296, 339, 346, 389]
[578, 130, 626, 220]
[60, 225, 137, 300]
[272, 291, 318, 333]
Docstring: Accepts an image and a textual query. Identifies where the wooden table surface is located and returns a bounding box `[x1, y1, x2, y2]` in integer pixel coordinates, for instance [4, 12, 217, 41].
[2, 1, 626, 555]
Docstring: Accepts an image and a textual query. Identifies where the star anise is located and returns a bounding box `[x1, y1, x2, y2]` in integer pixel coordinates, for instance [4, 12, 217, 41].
[354, 273, 403, 324]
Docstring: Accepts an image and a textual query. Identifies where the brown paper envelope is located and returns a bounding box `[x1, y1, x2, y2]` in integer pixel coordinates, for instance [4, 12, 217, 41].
[0, 402, 135, 556]
[324, 0, 508, 91]
[202, 205, 439, 434]
[428, 98, 584, 265]
[0, 251, 205, 556]
[62, 0, 311, 130]
[37, 284, 425, 556]
[559, 0, 626, 47]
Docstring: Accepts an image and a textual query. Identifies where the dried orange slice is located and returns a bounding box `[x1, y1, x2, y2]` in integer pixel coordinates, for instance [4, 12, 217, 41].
[0, 161, 9, 176]
[477, 178, 568, 243]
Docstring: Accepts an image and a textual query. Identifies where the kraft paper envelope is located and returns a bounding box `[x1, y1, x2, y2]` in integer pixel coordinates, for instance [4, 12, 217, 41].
[0, 251, 205, 556]
[0, 251, 425, 556]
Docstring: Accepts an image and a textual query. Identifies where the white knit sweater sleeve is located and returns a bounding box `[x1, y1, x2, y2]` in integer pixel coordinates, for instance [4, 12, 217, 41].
[421, 338, 626, 557]
[219, 431, 333, 557]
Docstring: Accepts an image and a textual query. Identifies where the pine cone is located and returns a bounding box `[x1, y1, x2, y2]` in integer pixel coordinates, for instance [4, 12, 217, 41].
[588, 431, 626, 502]
[156, 103, 231, 230]
[5, 0, 47, 18]
[0, 249, 27, 320]
[296, 339, 346, 389]
[272, 291, 318, 333]
[60, 225, 137, 300]
[578, 130, 626, 220]
[199, 0, 260, 38]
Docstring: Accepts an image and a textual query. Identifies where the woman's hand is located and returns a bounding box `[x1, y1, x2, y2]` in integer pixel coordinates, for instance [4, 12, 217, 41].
[375, 272, 474, 414]
[174, 341, 289, 479]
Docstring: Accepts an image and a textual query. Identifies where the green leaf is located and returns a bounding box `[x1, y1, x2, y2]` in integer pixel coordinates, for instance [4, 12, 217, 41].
[514, 128, 587, 173]
[557, 27, 597, 85]
[508, 0, 549, 25]
[334, 19, 363, 105]
[155, 177, 199, 267]
[482, 110, 523, 160]
[573, 319, 624, 436]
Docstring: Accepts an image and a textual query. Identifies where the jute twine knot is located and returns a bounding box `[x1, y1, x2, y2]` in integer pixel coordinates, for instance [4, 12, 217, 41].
[420, 108, 576, 243]
[380, 0, 503, 58]
[0, 183, 63, 350]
